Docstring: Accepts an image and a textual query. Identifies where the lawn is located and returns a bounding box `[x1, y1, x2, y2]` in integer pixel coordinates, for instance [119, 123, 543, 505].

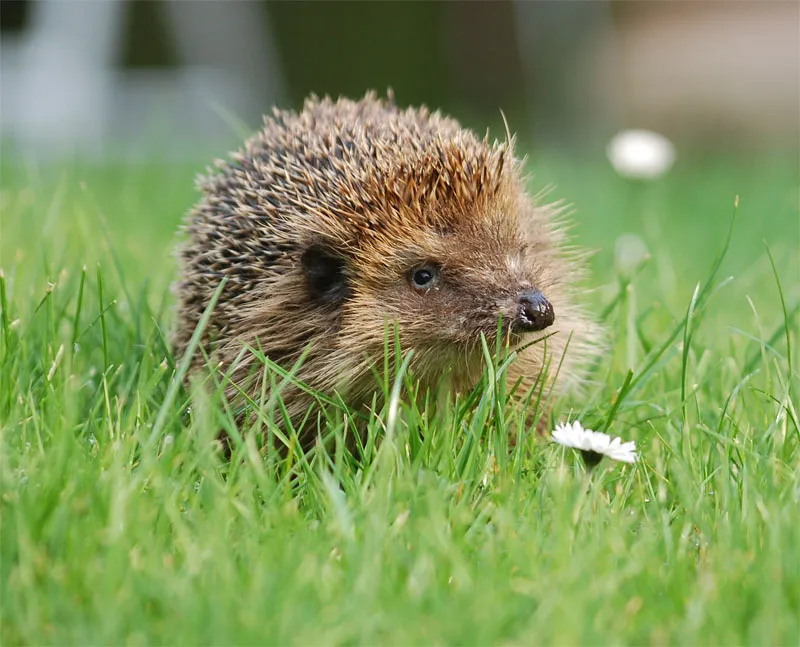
[1, 151, 798, 645]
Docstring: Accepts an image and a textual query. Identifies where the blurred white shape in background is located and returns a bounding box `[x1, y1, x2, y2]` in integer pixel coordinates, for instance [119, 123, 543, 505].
[0, 0, 284, 160]
[606, 129, 676, 180]
[614, 233, 650, 278]
[1, 0, 122, 158]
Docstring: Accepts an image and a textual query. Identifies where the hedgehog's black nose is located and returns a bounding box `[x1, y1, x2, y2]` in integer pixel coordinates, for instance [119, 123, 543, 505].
[514, 289, 554, 333]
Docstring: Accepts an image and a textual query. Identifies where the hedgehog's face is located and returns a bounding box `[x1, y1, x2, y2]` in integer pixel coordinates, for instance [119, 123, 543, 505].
[399, 252, 555, 342]
[300, 203, 558, 365]
[374, 226, 556, 350]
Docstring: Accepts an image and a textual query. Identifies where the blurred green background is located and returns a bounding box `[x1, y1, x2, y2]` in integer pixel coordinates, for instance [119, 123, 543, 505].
[2, 0, 798, 157]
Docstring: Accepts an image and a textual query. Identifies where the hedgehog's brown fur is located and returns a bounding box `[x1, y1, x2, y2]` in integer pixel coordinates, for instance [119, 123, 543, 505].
[173, 92, 603, 448]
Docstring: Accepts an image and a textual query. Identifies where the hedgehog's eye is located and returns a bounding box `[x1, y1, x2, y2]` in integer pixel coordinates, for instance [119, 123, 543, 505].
[409, 264, 440, 292]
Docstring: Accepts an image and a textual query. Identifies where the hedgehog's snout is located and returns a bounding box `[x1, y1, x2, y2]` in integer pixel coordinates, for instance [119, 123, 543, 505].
[513, 289, 554, 333]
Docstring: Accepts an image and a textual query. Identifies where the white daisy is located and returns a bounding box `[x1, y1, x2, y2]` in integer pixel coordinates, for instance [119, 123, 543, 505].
[606, 129, 676, 180]
[552, 421, 638, 466]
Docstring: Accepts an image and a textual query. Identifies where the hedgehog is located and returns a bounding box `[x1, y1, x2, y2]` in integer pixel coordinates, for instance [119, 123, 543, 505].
[173, 92, 603, 449]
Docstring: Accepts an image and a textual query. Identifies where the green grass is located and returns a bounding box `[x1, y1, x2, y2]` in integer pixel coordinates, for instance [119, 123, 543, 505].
[1, 153, 798, 645]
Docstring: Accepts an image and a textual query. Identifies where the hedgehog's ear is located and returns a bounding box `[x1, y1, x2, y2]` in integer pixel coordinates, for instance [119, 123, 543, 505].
[301, 243, 349, 306]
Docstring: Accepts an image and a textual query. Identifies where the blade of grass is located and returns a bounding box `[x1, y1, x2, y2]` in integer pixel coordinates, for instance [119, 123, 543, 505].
[764, 242, 794, 387]
[96, 264, 109, 371]
[145, 278, 227, 449]
[681, 282, 701, 423]
[70, 265, 87, 352]
[0, 269, 10, 356]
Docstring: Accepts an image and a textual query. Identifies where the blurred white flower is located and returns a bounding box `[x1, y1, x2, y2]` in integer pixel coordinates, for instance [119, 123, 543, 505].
[552, 420, 638, 466]
[614, 233, 650, 277]
[607, 129, 676, 180]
